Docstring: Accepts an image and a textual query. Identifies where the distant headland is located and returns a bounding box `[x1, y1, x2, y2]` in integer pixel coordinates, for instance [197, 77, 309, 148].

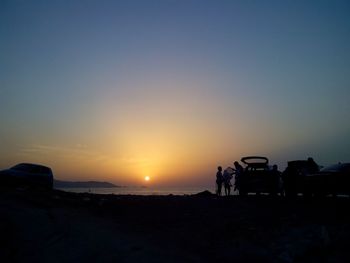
[54, 180, 119, 188]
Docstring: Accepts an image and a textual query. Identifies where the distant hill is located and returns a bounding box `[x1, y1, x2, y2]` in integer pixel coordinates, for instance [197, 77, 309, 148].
[54, 180, 119, 188]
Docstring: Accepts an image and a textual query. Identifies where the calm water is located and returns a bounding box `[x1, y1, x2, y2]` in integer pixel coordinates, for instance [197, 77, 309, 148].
[55, 186, 214, 196]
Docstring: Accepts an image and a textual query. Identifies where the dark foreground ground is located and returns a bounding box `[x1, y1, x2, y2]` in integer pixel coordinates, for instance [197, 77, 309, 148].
[1, 189, 349, 263]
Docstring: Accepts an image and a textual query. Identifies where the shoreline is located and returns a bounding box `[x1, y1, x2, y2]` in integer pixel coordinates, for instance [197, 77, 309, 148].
[54, 186, 216, 196]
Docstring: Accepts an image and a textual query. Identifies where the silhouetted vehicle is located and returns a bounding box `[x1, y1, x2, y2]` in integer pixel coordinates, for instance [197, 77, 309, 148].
[303, 163, 350, 197]
[282, 159, 320, 197]
[237, 156, 279, 196]
[0, 163, 53, 190]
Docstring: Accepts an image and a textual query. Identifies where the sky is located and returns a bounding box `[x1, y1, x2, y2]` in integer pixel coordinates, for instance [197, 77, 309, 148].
[1, 0, 350, 187]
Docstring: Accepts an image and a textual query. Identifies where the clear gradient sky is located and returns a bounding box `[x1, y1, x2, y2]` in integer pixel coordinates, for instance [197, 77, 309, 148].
[1, 0, 350, 187]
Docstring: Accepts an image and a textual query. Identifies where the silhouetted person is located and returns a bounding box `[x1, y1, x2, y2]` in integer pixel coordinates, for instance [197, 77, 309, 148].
[307, 157, 319, 173]
[234, 161, 244, 194]
[216, 166, 223, 196]
[282, 165, 298, 198]
[271, 164, 282, 196]
[223, 168, 233, 196]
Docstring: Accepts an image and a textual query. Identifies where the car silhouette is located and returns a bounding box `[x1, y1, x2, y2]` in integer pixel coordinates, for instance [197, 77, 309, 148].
[303, 163, 350, 197]
[282, 159, 320, 197]
[0, 163, 54, 190]
[237, 156, 280, 196]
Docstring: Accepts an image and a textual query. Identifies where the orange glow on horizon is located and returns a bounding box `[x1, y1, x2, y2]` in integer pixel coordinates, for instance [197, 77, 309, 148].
[3, 79, 256, 187]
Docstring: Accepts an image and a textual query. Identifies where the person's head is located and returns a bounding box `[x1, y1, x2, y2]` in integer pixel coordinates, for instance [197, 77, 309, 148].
[273, 164, 278, 171]
[217, 166, 222, 171]
[234, 161, 239, 167]
[307, 157, 314, 162]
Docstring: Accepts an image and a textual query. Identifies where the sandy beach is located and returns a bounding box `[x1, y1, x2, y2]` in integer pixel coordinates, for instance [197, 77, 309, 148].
[1, 188, 349, 263]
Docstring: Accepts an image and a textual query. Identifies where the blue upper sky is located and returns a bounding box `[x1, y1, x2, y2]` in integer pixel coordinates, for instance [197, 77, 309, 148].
[1, 0, 350, 185]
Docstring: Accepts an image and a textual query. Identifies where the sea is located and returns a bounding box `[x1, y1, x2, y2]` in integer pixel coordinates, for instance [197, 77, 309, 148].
[55, 186, 218, 196]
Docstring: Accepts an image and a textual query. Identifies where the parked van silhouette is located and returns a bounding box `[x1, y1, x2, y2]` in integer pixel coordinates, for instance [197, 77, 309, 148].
[283, 158, 320, 198]
[237, 156, 279, 196]
[0, 163, 53, 190]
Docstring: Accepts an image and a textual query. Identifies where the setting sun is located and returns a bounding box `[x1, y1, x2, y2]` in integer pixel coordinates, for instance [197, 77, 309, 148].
[144, 176, 150, 181]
